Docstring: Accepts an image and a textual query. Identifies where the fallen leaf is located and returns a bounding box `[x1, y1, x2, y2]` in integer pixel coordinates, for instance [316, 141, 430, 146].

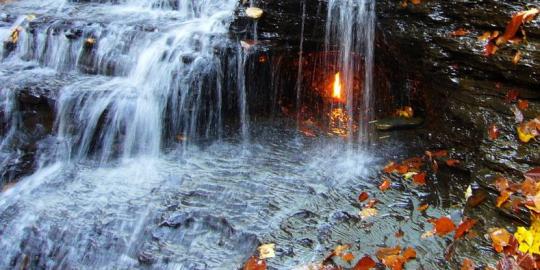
[412, 172, 426, 185]
[432, 217, 456, 236]
[461, 258, 475, 270]
[489, 228, 512, 253]
[525, 168, 540, 181]
[243, 256, 267, 270]
[496, 190, 512, 208]
[402, 247, 416, 260]
[521, 177, 537, 196]
[246, 7, 264, 19]
[421, 231, 434, 239]
[478, 31, 492, 41]
[518, 99, 529, 111]
[410, 0, 421, 4]
[395, 229, 404, 238]
[495, 177, 510, 192]
[366, 199, 378, 208]
[455, 218, 477, 239]
[505, 89, 519, 103]
[446, 159, 460, 167]
[512, 50, 522, 65]
[417, 203, 429, 211]
[379, 179, 391, 191]
[451, 28, 470, 37]
[466, 189, 488, 207]
[488, 124, 500, 140]
[342, 252, 355, 263]
[360, 207, 378, 219]
[395, 106, 414, 118]
[465, 185, 473, 201]
[258, 243, 275, 259]
[358, 192, 369, 202]
[517, 124, 535, 143]
[352, 255, 376, 270]
[498, 8, 540, 45]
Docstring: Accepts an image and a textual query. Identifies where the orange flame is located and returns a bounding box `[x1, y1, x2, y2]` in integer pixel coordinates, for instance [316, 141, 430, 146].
[332, 72, 342, 99]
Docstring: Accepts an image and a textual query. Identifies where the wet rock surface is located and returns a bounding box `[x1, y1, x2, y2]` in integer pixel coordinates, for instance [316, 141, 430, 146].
[375, 0, 540, 258]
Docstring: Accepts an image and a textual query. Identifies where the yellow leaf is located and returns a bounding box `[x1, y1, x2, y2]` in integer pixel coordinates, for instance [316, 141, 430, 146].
[515, 226, 534, 253]
[403, 172, 418, 179]
[246, 7, 264, 19]
[258, 243, 275, 259]
[359, 207, 378, 219]
[517, 125, 535, 143]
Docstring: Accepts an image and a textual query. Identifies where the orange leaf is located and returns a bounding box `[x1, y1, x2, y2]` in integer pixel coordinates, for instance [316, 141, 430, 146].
[455, 218, 477, 239]
[383, 162, 398, 173]
[489, 228, 511, 253]
[520, 177, 537, 196]
[243, 256, 267, 270]
[375, 246, 402, 260]
[412, 172, 426, 185]
[518, 99, 529, 110]
[488, 124, 500, 140]
[358, 192, 369, 202]
[461, 258, 475, 270]
[353, 255, 376, 270]
[402, 247, 416, 260]
[499, 8, 540, 44]
[366, 199, 378, 208]
[342, 252, 355, 263]
[451, 28, 470, 37]
[379, 179, 391, 191]
[410, 0, 421, 5]
[484, 41, 498, 56]
[496, 190, 512, 207]
[417, 203, 429, 211]
[432, 216, 456, 236]
[494, 177, 509, 192]
[446, 159, 460, 167]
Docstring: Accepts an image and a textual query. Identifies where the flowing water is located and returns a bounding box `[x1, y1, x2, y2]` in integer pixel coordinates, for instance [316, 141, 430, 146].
[0, 0, 498, 269]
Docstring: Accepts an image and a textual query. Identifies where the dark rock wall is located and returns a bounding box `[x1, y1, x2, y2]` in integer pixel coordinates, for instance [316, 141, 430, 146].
[376, 0, 540, 186]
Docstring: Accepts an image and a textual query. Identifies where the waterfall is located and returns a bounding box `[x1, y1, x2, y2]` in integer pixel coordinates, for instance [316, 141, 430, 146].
[325, 0, 376, 144]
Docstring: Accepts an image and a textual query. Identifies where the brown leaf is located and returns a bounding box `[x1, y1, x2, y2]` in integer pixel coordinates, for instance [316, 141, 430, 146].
[524, 167, 540, 181]
[379, 179, 391, 192]
[243, 256, 267, 270]
[352, 255, 376, 270]
[512, 50, 522, 65]
[395, 229, 404, 238]
[455, 218, 477, 239]
[432, 216, 456, 236]
[466, 189, 488, 207]
[358, 192, 369, 202]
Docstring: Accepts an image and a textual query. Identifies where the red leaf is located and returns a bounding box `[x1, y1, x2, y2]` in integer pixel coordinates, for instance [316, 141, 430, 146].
[243, 256, 267, 270]
[353, 255, 376, 270]
[412, 172, 426, 185]
[358, 192, 369, 202]
[432, 217, 456, 236]
[446, 159, 460, 167]
[505, 90, 519, 104]
[455, 218, 477, 239]
[488, 124, 500, 140]
[450, 28, 470, 37]
[518, 99, 529, 110]
[525, 167, 540, 181]
[379, 179, 391, 191]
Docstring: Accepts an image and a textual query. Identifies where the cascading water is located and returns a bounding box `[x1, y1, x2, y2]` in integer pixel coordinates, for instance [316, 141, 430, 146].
[0, 0, 379, 269]
[325, 0, 375, 144]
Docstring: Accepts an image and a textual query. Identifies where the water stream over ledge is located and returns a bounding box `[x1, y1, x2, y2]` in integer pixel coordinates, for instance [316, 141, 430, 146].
[0, 0, 513, 269]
